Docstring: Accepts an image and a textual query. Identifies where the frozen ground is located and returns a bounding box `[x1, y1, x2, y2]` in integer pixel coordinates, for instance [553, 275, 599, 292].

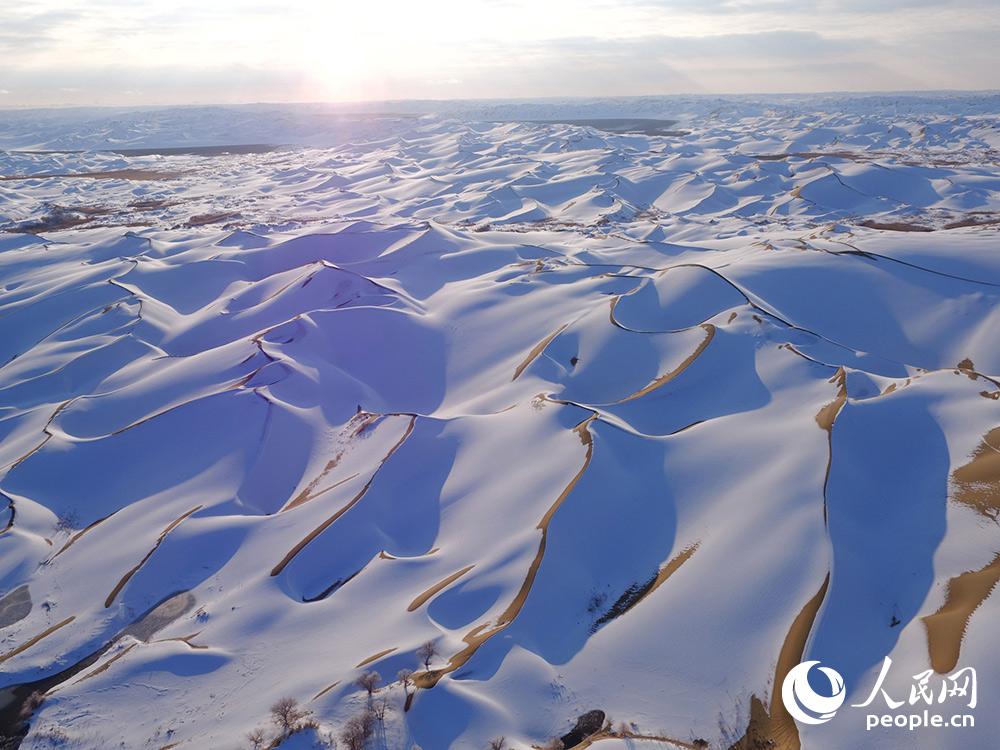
[0, 93, 999, 750]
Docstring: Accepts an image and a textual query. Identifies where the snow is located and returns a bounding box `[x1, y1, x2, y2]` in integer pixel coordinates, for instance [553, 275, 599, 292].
[0, 93, 999, 750]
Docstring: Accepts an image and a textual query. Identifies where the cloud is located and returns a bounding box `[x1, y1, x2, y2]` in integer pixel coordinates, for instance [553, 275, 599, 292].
[382, 30, 900, 99]
[0, 0, 996, 104]
[0, 65, 310, 107]
[627, 0, 986, 10]
[0, 8, 87, 55]
[542, 30, 872, 60]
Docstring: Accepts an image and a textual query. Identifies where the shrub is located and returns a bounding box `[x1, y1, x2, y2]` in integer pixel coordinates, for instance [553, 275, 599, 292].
[269, 697, 310, 735]
[246, 728, 267, 750]
[54, 512, 78, 534]
[19, 690, 45, 719]
[340, 709, 375, 750]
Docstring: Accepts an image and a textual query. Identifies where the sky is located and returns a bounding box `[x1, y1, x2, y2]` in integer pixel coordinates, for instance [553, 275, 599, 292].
[1, 0, 998, 106]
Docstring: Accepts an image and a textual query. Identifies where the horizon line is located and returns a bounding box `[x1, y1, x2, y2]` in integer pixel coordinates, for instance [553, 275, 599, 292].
[2, 88, 999, 113]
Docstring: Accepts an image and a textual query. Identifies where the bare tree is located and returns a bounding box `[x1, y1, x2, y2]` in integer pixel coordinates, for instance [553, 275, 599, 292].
[356, 670, 381, 702]
[341, 709, 375, 750]
[398, 667, 416, 711]
[416, 640, 438, 671]
[398, 669, 413, 696]
[246, 728, 267, 750]
[488, 737, 507, 750]
[270, 697, 310, 735]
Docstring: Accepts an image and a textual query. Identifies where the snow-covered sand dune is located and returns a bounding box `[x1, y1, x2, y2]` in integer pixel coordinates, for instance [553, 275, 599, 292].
[1, 95, 999, 749]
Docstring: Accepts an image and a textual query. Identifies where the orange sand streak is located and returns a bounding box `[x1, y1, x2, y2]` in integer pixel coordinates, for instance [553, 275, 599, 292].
[513, 324, 569, 381]
[407, 565, 476, 612]
[355, 647, 397, 668]
[312, 681, 341, 701]
[271, 417, 416, 576]
[732, 575, 830, 750]
[50, 511, 119, 560]
[615, 324, 715, 403]
[0, 616, 75, 665]
[415, 415, 596, 689]
[104, 505, 202, 608]
[76, 643, 138, 682]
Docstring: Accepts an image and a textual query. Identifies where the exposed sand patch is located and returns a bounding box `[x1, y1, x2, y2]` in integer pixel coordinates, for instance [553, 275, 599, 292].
[911, 427, 1000, 673]
[951, 427, 1000, 521]
[732, 575, 830, 750]
[923, 553, 1000, 674]
[815, 369, 848, 528]
[129, 197, 181, 211]
[184, 211, 242, 228]
[9, 205, 116, 233]
[858, 220, 934, 233]
[944, 216, 1000, 229]
[814, 369, 847, 433]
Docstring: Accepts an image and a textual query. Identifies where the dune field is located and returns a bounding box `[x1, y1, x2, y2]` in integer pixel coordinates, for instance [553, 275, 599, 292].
[1, 94, 999, 750]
